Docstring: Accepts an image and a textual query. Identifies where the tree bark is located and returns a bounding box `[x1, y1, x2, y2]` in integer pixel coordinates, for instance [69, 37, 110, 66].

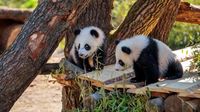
[164, 95, 183, 112]
[176, 2, 200, 24]
[0, 0, 90, 111]
[61, 81, 81, 111]
[149, 0, 181, 42]
[106, 0, 173, 64]
[62, 0, 113, 110]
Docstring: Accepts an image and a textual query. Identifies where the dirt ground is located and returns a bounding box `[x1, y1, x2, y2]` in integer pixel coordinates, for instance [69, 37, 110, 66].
[11, 75, 62, 112]
[11, 48, 64, 112]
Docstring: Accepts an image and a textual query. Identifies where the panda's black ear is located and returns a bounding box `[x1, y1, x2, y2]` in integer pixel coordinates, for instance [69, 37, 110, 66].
[121, 46, 131, 55]
[90, 29, 99, 38]
[74, 29, 81, 36]
[115, 40, 120, 45]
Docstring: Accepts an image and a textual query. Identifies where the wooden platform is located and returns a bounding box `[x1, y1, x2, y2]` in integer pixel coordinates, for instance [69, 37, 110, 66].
[78, 63, 200, 98]
[56, 58, 200, 98]
[57, 46, 200, 98]
[78, 64, 135, 90]
[127, 73, 200, 98]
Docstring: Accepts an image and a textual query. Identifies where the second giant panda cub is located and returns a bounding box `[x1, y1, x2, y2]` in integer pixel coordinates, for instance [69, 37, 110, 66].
[115, 35, 183, 85]
[69, 26, 106, 72]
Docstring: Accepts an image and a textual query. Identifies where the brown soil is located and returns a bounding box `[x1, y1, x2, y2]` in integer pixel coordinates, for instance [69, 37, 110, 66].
[10, 75, 62, 112]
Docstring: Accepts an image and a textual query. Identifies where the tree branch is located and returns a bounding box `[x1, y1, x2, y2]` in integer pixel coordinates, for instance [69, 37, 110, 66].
[176, 2, 200, 24]
[0, 7, 32, 23]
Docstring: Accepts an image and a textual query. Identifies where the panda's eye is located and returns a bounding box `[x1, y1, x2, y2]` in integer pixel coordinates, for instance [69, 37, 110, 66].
[119, 60, 125, 66]
[85, 44, 91, 51]
[78, 44, 80, 49]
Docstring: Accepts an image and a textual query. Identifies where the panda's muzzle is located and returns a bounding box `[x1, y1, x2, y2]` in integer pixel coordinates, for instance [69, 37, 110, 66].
[79, 53, 88, 59]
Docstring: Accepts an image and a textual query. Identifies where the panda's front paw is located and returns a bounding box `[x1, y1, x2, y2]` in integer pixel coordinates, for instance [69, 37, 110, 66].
[130, 77, 142, 83]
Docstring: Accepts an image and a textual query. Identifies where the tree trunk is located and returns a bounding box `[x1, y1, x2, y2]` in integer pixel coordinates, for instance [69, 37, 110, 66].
[0, 0, 90, 111]
[149, 0, 181, 42]
[106, 0, 173, 64]
[62, 0, 113, 110]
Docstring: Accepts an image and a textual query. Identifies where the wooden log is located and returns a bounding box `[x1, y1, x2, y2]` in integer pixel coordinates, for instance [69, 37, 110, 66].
[62, 59, 84, 80]
[148, 97, 164, 112]
[176, 2, 200, 24]
[0, 7, 32, 23]
[40, 63, 60, 74]
[164, 95, 183, 112]
[61, 81, 81, 111]
[165, 95, 200, 112]
[0, 23, 22, 53]
[182, 99, 200, 112]
[57, 59, 85, 111]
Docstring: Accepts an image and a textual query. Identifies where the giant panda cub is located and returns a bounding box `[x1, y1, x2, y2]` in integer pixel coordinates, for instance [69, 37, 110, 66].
[115, 35, 183, 85]
[69, 26, 106, 72]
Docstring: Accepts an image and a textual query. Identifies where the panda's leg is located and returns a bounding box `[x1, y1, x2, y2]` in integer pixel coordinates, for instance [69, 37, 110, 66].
[130, 63, 145, 83]
[165, 60, 183, 80]
[144, 63, 160, 85]
[84, 58, 94, 72]
[141, 54, 160, 85]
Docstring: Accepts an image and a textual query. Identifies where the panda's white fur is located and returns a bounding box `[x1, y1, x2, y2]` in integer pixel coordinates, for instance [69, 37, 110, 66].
[115, 35, 175, 75]
[69, 26, 106, 72]
[154, 39, 176, 75]
[115, 35, 149, 70]
[115, 35, 183, 84]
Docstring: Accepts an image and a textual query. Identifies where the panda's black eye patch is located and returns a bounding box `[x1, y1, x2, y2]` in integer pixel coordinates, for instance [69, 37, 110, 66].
[122, 46, 131, 54]
[90, 29, 99, 38]
[78, 44, 80, 49]
[85, 44, 91, 51]
[74, 29, 81, 36]
[119, 59, 125, 66]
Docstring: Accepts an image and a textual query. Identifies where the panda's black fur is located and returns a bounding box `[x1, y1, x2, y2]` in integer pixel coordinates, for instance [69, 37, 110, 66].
[68, 26, 105, 72]
[72, 45, 105, 72]
[115, 35, 183, 85]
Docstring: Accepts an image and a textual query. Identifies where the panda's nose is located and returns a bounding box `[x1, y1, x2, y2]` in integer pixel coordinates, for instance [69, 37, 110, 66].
[79, 53, 84, 57]
[115, 69, 119, 71]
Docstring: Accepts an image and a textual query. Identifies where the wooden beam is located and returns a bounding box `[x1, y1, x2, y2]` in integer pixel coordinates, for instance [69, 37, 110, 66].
[173, 46, 198, 62]
[61, 59, 84, 79]
[176, 2, 200, 24]
[0, 7, 32, 23]
[40, 63, 60, 74]
[127, 73, 200, 98]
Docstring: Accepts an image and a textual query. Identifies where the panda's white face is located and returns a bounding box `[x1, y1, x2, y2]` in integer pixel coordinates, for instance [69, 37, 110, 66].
[115, 35, 149, 71]
[115, 45, 133, 71]
[74, 26, 105, 59]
